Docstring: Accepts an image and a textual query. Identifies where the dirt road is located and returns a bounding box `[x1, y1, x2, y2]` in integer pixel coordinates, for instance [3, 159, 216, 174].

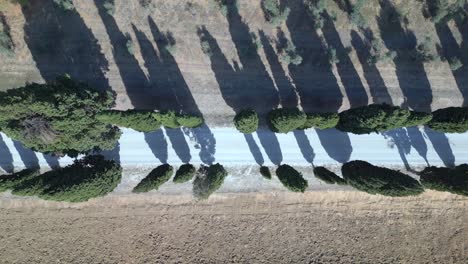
[0, 191, 466, 263]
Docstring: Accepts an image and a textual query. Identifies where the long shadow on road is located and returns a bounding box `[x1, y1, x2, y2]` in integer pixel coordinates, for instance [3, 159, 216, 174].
[13, 141, 39, 169]
[0, 134, 14, 173]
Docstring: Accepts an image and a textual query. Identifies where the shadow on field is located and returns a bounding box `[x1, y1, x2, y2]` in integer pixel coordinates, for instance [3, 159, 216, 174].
[197, 2, 283, 165]
[13, 141, 39, 169]
[0, 134, 13, 173]
[285, 0, 352, 163]
[424, 128, 455, 168]
[378, 0, 432, 112]
[351, 30, 393, 104]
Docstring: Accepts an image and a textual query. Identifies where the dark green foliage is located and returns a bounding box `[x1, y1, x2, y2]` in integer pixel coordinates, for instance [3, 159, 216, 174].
[276, 165, 308, 192]
[0, 169, 40, 192]
[426, 0, 467, 24]
[261, 0, 290, 26]
[300, 113, 339, 130]
[133, 164, 174, 193]
[428, 107, 468, 133]
[234, 109, 258, 134]
[153, 111, 204, 129]
[268, 108, 307, 133]
[260, 166, 272, 180]
[420, 165, 468, 196]
[278, 40, 302, 65]
[11, 155, 122, 202]
[337, 104, 430, 134]
[176, 113, 204, 128]
[405, 111, 433, 128]
[0, 77, 120, 156]
[96, 110, 160, 132]
[193, 163, 227, 199]
[341, 160, 424, 197]
[173, 164, 196, 184]
[349, 0, 368, 28]
[313, 166, 347, 185]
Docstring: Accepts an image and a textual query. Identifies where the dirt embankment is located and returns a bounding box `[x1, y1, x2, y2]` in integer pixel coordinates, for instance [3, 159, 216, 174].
[0, 191, 466, 263]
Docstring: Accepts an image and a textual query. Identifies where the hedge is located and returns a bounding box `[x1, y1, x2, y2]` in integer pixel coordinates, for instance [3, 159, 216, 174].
[173, 164, 196, 183]
[193, 163, 227, 199]
[428, 107, 468, 133]
[133, 164, 174, 193]
[153, 111, 203, 129]
[419, 164, 468, 196]
[337, 104, 432, 134]
[341, 160, 424, 197]
[268, 108, 307, 133]
[299, 113, 339, 130]
[11, 155, 122, 202]
[0, 76, 120, 156]
[234, 109, 259, 134]
[276, 165, 308, 192]
[313, 166, 347, 185]
[96, 110, 161, 132]
[260, 166, 272, 179]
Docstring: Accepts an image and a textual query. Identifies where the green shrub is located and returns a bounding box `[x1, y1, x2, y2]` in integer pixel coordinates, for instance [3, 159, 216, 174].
[300, 113, 339, 130]
[327, 47, 339, 64]
[234, 109, 258, 134]
[11, 155, 122, 202]
[427, 0, 466, 24]
[176, 114, 204, 128]
[419, 164, 468, 196]
[341, 160, 424, 197]
[448, 57, 463, 71]
[276, 165, 308, 192]
[412, 36, 438, 62]
[173, 164, 196, 183]
[103, 0, 115, 16]
[125, 33, 135, 55]
[0, 76, 121, 156]
[53, 0, 75, 10]
[268, 108, 307, 133]
[313, 167, 347, 185]
[349, 0, 368, 28]
[193, 163, 227, 199]
[337, 104, 430, 134]
[428, 107, 468, 133]
[260, 166, 271, 179]
[0, 168, 40, 192]
[133, 164, 174, 193]
[279, 40, 302, 66]
[305, 0, 327, 29]
[262, 0, 290, 26]
[96, 110, 160, 132]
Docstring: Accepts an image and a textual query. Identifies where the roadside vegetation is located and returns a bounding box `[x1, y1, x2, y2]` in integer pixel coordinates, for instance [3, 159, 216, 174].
[420, 164, 468, 196]
[260, 166, 272, 180]
[193, 163, 227, 199]
[1, 155, 121, 202]
[276, 164, 308, 192]
[313, 166, 347, 185]
[133, 164, 174, 193]
[173, 164, 196, 183]
[342, 160, 424, 197]
[428, 107, 468, 133]
[268, 108, 307, 133]
[234, 109, 258, 134]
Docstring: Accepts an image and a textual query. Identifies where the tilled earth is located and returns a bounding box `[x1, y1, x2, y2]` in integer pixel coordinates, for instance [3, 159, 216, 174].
[0, 191, 466, 263]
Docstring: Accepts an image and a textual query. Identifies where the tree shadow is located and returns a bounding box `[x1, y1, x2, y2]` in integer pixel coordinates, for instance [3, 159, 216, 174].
[42, 154, 61, 169]
[144, 130, 168, 164]
[0, 134, 14, 173]
[13, 141, 39, 169]
[197, 4, 282, 165]
[351, 30, 393, 104]
[406, 127, 429, 166]
[434, 20, 468, 106]
[383, 129, 411, 170]
[284, 0, 352, 163]
[244, 134, 264, 165]
[322, 13, 368, 108]
[378, 0, 433, 111]
[293, 130, 315, 164]
[22, 0, 110, 91]
[424, 127, 456, 168]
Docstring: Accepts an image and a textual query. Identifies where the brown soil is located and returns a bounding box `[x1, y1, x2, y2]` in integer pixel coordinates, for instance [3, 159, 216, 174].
[0, 191, 466, 263]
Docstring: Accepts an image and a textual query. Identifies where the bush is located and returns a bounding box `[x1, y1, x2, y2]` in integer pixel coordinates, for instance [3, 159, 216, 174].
[103, 0, 115, 16]
[234, 109, 258, 134]
[341, 160, 424, 197]
[428, 107, 468, 133]
[427, 0, 466, 24]
[176, 113, 204, 128]
[327, 47, 339, 64]
[11, 155, 122, 202]
[305, 0, 327, 29]
[173, 164, 196, 183]
[419, 165, 468, 196]
[97, 110, 160, 132]
[276, 165, 308, 192]
[0, 76, 121, 156]
[133, 164, 173, 193]
[299, 113, 339, 130]
[193, 163, 227, 199]
[337, 104, 430, 134]
[125, 33, 135, 55]
[448, 57, 463, 71]
[260, 166, 271, 179]
[53, 0, 75, 10]
[279, 40, 302, 66]
[412, 36, 438, 62]
[0, 168, 40, 192]
[261, 0, 290, 26]
[313, 167, 347, 185]
[268, 108, 307, 133]
[349, 0, 368, 28]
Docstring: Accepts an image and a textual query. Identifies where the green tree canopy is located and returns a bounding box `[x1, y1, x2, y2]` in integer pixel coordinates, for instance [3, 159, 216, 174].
[234, 109, 259, 134]
[268, 108, 307, 133]
[276, 164, 308, 192]
[428, 107, 468, 133]
[193, 163, 227, 199]
[133, 164, 174, 193]
[420, 164, 468, 196]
